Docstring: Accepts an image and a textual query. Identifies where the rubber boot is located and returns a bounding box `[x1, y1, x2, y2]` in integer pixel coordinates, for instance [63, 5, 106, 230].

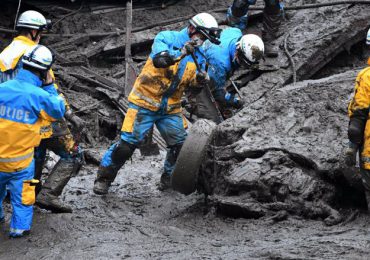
[34, 158, 45, 195]
[262, 1, 281, 57]
[93, 166, 119, 195]
[93, 140, 136, 195]
[36, 160, 78, 213]
[158, 144, 183, 191]
[158, 173, 171, 191]
[365, 191, 370, 213]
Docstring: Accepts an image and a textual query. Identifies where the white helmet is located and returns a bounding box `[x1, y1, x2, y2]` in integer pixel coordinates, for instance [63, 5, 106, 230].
[366, 28, 370, 45]
[16, 10, 51, 31]
[237, 34, 264, 66]
[22, 45, 54, 71]
[189, 13, 221, 44]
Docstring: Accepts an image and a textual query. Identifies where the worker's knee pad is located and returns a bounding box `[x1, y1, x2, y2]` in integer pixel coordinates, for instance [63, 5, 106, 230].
[167, 143, 184, 165]
[111, 140, 136, 166]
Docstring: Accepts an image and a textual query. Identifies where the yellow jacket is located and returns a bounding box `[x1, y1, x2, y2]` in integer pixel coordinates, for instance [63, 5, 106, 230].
[348, 59, 370, 169]
[128, 28, 203, 114]
[0, 69, 65, 172]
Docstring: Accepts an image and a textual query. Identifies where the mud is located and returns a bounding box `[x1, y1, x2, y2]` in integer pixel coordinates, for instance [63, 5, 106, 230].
[1, 0, 370, 259]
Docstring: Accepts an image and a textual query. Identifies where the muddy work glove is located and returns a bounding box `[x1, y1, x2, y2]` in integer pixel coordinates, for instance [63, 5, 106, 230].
[65, 110, 85, 131]
[196, 72, 210, 86]
[181, 42, 195, 56]
[153, 51, 176, 68]
[344, 142, 359, 167]
[225, 92, 244, 109]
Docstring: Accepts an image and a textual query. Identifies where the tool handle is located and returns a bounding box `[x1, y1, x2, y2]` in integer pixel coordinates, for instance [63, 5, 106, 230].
[190, 52, 224, 123]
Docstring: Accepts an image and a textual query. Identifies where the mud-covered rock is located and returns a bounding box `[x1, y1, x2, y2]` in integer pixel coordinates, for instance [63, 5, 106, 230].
[202, 70, 366, 224]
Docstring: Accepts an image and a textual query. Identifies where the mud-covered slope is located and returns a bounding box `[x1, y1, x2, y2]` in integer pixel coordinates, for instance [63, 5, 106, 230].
[238, 3, 370, 106]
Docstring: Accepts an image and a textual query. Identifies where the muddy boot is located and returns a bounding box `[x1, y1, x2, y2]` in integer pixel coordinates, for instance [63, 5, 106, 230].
[36, 160, 78, 213]
[262, 1, 281, 57]
[93, 166, 118, 195]
[365, 191, 370, 213]
[34, 158, 45, 196]
[158, 173, 171, 191]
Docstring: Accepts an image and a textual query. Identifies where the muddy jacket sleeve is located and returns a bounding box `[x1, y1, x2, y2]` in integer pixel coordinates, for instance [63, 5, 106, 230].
[151, 31, 182, 59]
[348, 68, 370, 145]
[38, 86, 66, 122]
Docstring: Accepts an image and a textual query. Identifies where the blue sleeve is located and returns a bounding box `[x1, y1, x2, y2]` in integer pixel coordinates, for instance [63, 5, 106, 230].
[41, 83, 59, 96]
[151, 31, 181, 58]
[39, 93, 66, 121]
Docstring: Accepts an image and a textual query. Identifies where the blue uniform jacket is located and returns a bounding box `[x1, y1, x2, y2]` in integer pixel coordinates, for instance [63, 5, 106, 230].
[202, 27, 242, 94]
[0, 69, 65, 172]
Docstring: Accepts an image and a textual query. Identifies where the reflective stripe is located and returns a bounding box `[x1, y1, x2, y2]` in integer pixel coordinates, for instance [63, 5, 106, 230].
[362, 157, 370, 163]
[167, 103, 181, 111]
[40, 125, 52, 133]
[9, 228, 28, 234]
[132, 89, 161, 108]
[0, 151, 34, 163]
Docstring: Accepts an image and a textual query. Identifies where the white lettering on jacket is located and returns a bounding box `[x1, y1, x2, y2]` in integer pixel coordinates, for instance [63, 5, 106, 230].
[0, 104, 31, 122]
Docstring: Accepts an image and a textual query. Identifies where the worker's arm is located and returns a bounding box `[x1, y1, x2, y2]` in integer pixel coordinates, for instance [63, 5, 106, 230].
[38, 90, 66, 122]
[42, 70, 84, 129]
[151, 31, 180, 68]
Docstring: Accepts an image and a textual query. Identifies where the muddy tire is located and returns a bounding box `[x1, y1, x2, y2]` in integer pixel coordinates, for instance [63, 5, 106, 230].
[171, 119, 217, 195]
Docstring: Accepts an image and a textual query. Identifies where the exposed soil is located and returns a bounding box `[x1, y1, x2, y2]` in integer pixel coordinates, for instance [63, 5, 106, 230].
[1, 0, 370, 259]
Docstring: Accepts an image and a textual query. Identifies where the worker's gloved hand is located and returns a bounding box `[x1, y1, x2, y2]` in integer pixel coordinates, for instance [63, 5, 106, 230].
[181, 42, 195, 56]
[196, 72, 210, 85]
[344, 142, 359, 167]
[71, 115, 85, 131]
[65, 110, 85, 131]
[225, 92, 244, 109]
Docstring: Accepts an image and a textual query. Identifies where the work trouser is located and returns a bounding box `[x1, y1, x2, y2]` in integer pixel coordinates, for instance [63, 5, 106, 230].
[263, 0, 281, 40]
[191, 88, 222, 124]
[100, 103, 187, 178]
[0, 160, 36, 234]
[360, 168, 370, 191]
[227, 0, 281, 33]
[34, 131, 81, 193]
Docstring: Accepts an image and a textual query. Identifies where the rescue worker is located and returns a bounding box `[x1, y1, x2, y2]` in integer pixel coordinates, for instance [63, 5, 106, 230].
[346, 28, 370, 210]
[192, 27, 264, 123]
[93, 13, 221, 194]
[0, 10, 84, 213]
[0, 45, 65, 238]
[227, 0, 282, 57]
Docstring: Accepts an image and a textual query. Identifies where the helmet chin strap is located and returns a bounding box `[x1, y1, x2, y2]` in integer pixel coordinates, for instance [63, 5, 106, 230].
[30, 30, 40, 42]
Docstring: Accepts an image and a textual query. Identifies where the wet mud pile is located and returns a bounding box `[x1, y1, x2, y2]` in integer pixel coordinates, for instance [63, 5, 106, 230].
[1, 0, 370, 259]
[202, 71, 364, 224]
[201, 3, 370, 224]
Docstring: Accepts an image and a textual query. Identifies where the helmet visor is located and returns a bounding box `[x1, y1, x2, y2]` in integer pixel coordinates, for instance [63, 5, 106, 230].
[196, 26, 222, 45]
[40, 19, 52, 32]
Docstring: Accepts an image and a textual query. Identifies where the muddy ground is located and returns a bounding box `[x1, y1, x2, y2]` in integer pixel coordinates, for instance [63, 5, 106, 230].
[1, 0, 370, 259]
